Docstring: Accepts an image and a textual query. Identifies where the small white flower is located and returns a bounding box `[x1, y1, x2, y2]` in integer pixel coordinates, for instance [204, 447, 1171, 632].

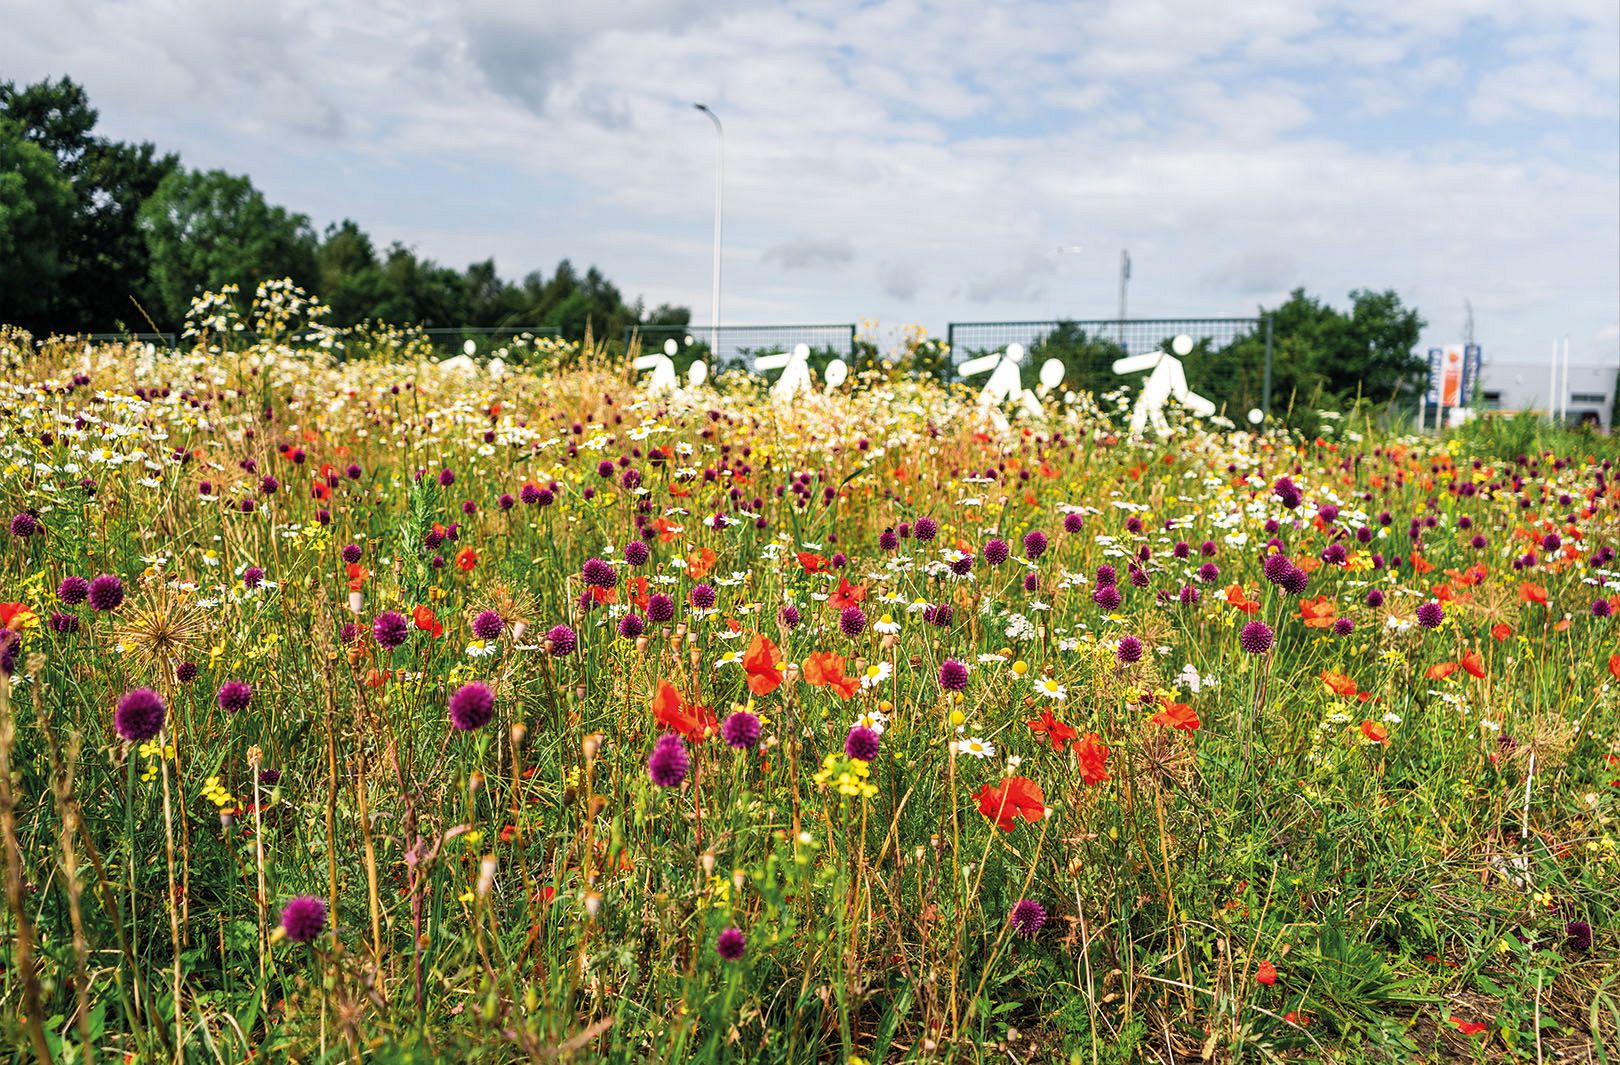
[860, 661, 893, 689]
[955, 736, 995, 759]
[873, 613, 901, 635]
[1034, 676, 1067, 701]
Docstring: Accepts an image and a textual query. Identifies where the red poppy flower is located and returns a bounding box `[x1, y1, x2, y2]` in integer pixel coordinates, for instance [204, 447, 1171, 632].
[653, 517, 683, 543]
[1150, 700, 1200, 732]
[626, 575, 650, 611]
[795, 552, 829, 574]
[1224, 584, 1260, 614]
[974, 775, 1046, 831]
[1519, 582, 1548, 606]
[455, 547, 477, 572]
[1074, 732, 1111, 785]
[743, 633, 783, 696]
[412, 605, 443, 638]
[651, 679, 716, 741]
[802, 651, 860, 699]
[1461, 649, 1485, 679]
[1490, 623, 1513, 641]
[828, 578, 867, 611]
[1360, 720, 1388, 744]
[1425, 661, 1457, 680]
[344, 563, 368, 592]
[1027, 708, 1079, 750]
[686, 547, 716, 580]
[0, 602, 36, 630]
[1449, 1017, 1488, 1036]
[1255, 959, 1277, 985]
[1298, 596, 1338, 629]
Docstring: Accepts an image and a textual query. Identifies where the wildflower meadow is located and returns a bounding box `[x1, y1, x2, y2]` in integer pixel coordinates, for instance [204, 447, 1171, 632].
[0, 285, 1617, 1063]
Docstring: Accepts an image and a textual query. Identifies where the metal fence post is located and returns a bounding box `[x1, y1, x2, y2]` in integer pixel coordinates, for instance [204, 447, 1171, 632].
[1262, 314, 1274, 417]
[849, 324, 857, 360]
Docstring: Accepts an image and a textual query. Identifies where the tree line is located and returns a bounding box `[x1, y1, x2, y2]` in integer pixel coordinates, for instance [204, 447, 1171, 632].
[1, 76, 690, 338]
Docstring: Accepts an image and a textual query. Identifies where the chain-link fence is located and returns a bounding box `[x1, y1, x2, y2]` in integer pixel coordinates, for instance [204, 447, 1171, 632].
[421, 326, 561, 357]
[947, 317, 1276, 413]
[626, 324, 857, 370]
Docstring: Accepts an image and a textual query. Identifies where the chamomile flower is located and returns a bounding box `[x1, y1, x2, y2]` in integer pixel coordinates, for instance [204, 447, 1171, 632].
[1034, 676, 1067, 700]
[860, 661, 893, 689]
[954, 736, 995, 759]
[872, 613, 900, 635]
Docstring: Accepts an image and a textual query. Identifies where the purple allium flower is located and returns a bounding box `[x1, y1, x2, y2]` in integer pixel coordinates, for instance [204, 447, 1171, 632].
[1116, 636, 1143, 664]
[1279, 566, 1309, 596]
[1093, 584, 1122, 611]
[1566, 921, 1592, 951]
[690, 583, 717, 610]
[1010, 899, 1047, 937]
[346, 464, 363, 480]
[259, 768, 281, 785]
[648, 733, 690, 787]
[1023, 573, 1039, 592]
[1063, 512, 1084, 534]
[845, 725, 880, 762]
[115, 688, 166, 742]
[259, 475, 279, 495]
[176, 661, 197, 683]
[648, 593, 676, 623]
[925, 602, 954, 627]
[49, 611, 79, 633]
[242, 566, 265, 589]
[472, 610, 504, 640]
[1179, 585, 1201, 605]
[1366, 588, 1385, 608]
[1542, 533, 1561, 552]
[217, 681, 252, 714]
[1096, 564, 1118, 587]
[546, 624, 577, 656]
[1239, 620, 1275, 655]
[778, 603, 802, 629]
[1333, 617, 1355, 636]
[10, 512, 38, 538]
[342, 544, 362, 564]
[618, 613, 645, 639]
[87, 574, 124, 612]
[437, 468, 455, 487]
[1263, 553, 1292, 585]
[1321, 544, 1347, 566]
[938, 658, 969, 691]
[624, 540, 650, 566]
[1593, 599, 1613, 618]
[984, 538, 1013, 565]
[913, 515, 938, 542]
[716, 926, 746, 961]
[839, 606, 867, 638]
[1416, 600, 1444, 629]
[722, 710, 761, 749]
[1196, 562, 1220, 584]
[448, 681, 495, 731]
[373, 610, 409, 649]
[498, 492, 515, 510]
[279, 895, 327, 943]
[582, 557, 616, 589]
[58, 575, 89, 605]
[1273, 477, 1302, 509]
[1022, 530, 1048, 560]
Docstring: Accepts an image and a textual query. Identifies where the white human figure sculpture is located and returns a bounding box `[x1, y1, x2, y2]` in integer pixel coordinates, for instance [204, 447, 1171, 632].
[823, 358, 849, 394]
[1036, 358, 1065, 398]
[1110, 334, 1216, 438]
[958, 343, 1043, 430]
[634, 339, 681, 394]
[687, 359, 708, 388]
[755, 343, 814, 402]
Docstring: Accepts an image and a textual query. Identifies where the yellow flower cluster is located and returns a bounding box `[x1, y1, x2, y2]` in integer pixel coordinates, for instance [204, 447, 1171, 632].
[201, 775, 236, 811]
[812, 752, 877, 799]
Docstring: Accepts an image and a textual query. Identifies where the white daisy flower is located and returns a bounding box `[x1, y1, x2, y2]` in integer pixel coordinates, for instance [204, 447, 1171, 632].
[1034, 676, 1067, 701]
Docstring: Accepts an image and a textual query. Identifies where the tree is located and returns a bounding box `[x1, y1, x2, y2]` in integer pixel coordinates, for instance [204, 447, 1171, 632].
[137, 169, 319, 323]
[1, 76, 178, 330]
[0, 119, 75, 328]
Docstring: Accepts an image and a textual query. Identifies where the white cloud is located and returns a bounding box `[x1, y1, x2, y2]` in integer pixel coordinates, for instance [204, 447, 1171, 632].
[4, 0, 1615, 365]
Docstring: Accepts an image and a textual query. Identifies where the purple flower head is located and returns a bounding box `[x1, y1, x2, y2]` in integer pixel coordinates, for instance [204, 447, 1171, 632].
[1010, 899, 1047, 937]
[879, 528, 899, 551]
[1263, 553, 1292, 585]
[839, 606, 867, 638]
[716, 926, 746, 961]
[618, 613, 645, 639]
[778, 603, 802, 629]
[58, 576, 89, 605]
[983, 538, 1010, 566]
[722, 710, 761, 749]
[546, 624, 577, 656]
[913, 515, 938, 542]
[1116, 636, 1143, 664]
[690, 583, 717, 610]
[10, 512, 39, 538]
[115, 688, 166, 742]
[1592, 599, 1613, 618]
[437, 467, 455, 487]
[938, 658, 969, 692]
[845, 725, 880, 762]
[648, 733, 690, 787]
[1022, 530, 1048, 560]
[1279, 566, 1309, 596]
[373, 610, 409, 649]
[1366, 588, 1385, 608]
[1333, 617, 1355, 636]
[1023, 572, 1039, 592]
[176, 661, 197, 683]
[1093, 584, 1122, 611]
[49, 611, 79, 633]
[925, 602, 954, 627]
[1416, 600, 1444, 629]
[342, 544, 362, 564]
[472, 610, 504, 640]
[1197, 562, 1220, 584]
[1566, 921, 1592, 952]
[624, 540, 650, 566]
[582, 557, 616, 589]
[242, 566, 265, 589]
[217, 681, 252, 714]
[1063, 512, 1084, 534]
[279, 895, 327, 943]
[1239, 620, 1275, 655]
[1096, 564, 1118, 587]
[448, 681, 495, 731]
[648, 593, 676, 623]
[88, 574, 124, 612]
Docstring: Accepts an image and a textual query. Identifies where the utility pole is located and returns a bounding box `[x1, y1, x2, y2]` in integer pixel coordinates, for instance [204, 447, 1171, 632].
[693, 103, 723, 362]
[1117, 249, 1130, 346]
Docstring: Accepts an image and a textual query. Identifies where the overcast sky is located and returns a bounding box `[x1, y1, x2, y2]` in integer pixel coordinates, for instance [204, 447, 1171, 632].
[9, 0, 1618, 364]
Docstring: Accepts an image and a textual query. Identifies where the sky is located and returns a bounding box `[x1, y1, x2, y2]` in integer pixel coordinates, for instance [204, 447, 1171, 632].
[7, 0, 1619, 366]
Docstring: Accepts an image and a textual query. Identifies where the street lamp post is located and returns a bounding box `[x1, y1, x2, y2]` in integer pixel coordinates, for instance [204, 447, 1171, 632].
[693, 103, 723, 362]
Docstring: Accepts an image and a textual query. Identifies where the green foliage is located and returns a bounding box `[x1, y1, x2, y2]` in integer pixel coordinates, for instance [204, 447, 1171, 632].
[0, 118, 75, 323]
